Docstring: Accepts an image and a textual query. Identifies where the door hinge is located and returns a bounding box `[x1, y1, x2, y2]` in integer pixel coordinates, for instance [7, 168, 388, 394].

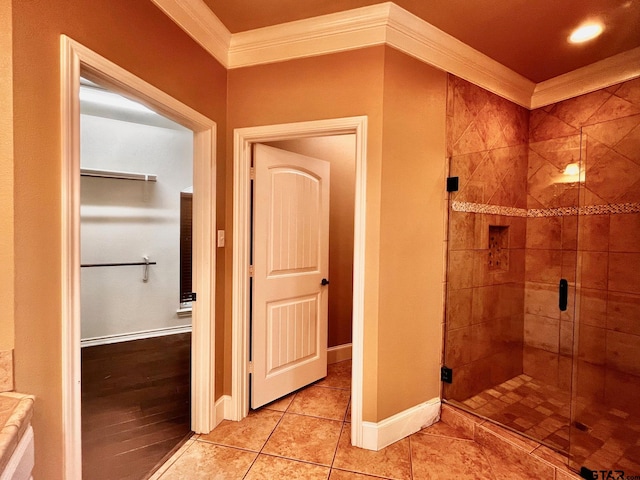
[249, 265, 254, 277]
[446, 176, 459, 192]
[579, 467, 595, 479]
[250, 167, 255, 180]
[248, 361, 254, 374]
[441, 366, 453, 384]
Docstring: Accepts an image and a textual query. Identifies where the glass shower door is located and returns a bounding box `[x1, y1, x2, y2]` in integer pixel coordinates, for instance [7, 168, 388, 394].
[443, 134, 582, 455]
[568, 117, 640, 475]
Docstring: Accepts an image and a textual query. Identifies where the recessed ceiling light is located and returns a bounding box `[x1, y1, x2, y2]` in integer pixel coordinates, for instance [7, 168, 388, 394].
[569, 23, 604, 44]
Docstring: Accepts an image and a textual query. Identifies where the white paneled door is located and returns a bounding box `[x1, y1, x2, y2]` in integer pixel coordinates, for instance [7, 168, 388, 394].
[251, 144, 330, 409]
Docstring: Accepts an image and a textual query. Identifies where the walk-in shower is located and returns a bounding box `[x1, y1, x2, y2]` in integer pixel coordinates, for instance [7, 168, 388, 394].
[443, 75, 640, 475]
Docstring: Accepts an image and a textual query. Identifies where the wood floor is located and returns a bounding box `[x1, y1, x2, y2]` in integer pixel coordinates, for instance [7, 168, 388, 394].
[81, 333, 192, 480]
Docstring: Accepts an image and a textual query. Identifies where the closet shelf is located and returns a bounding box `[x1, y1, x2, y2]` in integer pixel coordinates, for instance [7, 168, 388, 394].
[81, 168, 158, 182]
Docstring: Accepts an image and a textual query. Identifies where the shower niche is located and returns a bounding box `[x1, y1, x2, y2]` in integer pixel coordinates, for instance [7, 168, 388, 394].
[488, 225, 509, 272]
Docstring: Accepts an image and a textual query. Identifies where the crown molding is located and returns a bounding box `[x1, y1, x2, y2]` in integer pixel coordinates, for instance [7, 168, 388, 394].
[227, 2, 533, 107]
[228, 4, 390, 68]
[384, 4, 534, 107]
[531, 46, 640, 109]
[150, 0, 231, 67]
[152, 0, 640, 109]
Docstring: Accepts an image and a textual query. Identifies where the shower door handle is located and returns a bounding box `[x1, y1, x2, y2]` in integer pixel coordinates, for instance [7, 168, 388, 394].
[559, 279, 568, 311]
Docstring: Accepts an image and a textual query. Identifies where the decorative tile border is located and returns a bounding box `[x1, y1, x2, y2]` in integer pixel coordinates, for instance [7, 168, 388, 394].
[527, 206, 579, 217]
[452, 201, 640, 217]
[451, 201, 527, 217]
[576, 202, 640, 215]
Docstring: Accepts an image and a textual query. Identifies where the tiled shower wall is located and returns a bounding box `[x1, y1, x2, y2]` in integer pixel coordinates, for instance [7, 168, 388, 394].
[444, 76, 529, 401]
[527, 78, 640, 418]
[445, 74, 640, 407]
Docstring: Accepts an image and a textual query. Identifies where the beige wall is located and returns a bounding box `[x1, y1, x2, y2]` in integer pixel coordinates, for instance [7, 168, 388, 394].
[376, 48, 447, 419]
[227, 46, 448, 422]
[8, 5, 453, 468]
[226, 46, 386, 420]
[0, 0, 13, 353]
[10, 1, 227, 477]
[268, 136, 356, 348]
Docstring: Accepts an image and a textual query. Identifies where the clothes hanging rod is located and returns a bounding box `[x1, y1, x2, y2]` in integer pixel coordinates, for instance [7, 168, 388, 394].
[81, 261, 157, 268]
[80, 168, 158, 182]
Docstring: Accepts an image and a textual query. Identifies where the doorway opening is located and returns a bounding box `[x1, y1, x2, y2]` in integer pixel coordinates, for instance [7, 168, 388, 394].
[61, 36, 217, 479]
[231, 117, 368, 448]
[78, 78, 194, 478]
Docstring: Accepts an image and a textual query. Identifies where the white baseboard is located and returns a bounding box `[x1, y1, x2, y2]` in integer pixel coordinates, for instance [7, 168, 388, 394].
[327, 343, 352, 364]
[213, 395, 230, 428]
[361, 397, 441, 451]
[81, 325, 192, 348]
[222, 392, 244, 422]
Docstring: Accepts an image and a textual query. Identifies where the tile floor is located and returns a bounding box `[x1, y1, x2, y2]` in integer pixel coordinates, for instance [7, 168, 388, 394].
[454, 374, 640, 474]
[149, 361, 590, 479]
[458, 374, 572, 452]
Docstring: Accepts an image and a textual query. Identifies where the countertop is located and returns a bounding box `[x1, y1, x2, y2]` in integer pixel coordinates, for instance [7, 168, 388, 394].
[0, 392, 35, 474]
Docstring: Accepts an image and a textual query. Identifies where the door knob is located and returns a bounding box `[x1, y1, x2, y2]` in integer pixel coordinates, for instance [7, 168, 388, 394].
[321, 278, 330, 286]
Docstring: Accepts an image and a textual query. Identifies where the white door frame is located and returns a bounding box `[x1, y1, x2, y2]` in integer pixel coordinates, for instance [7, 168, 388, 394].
[61, 36, 217, 479]
[231, 117, 368, 447]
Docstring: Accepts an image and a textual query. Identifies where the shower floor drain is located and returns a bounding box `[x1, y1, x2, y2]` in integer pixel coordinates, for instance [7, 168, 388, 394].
[572, 421, 590, 432]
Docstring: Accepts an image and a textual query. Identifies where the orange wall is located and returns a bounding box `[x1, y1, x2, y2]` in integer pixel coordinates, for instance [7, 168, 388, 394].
[0, 0, 14, 352]
[11, 1, 227, 477]
[377, 48, 447, 419]
[268, 136, 356, 348]
[227, 46, 386, 420]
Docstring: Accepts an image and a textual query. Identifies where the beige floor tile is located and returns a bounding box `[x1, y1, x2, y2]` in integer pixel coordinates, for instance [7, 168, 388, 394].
[416, 420, 473, 440]
[151, 361, 605, 480]
[262, 413, 342, 466]
[316, 360, 352, 390]
[245, 454, 330, 479]
[410, 433, 495, 479]
[262, 392, 296, 412]
[333, 426, 411, 480]
[478, 435, 555, 480]
[288, 385, 350, 421]
[329, 469, 391, 479]
[149, 436, 198, 479]
[199, 409, 283, 451]
[159, 441, 257, 480]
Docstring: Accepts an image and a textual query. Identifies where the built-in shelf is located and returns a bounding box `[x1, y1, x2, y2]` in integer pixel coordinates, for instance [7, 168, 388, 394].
[80, 168, 158, 182]
[488, 225, 509, 272]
